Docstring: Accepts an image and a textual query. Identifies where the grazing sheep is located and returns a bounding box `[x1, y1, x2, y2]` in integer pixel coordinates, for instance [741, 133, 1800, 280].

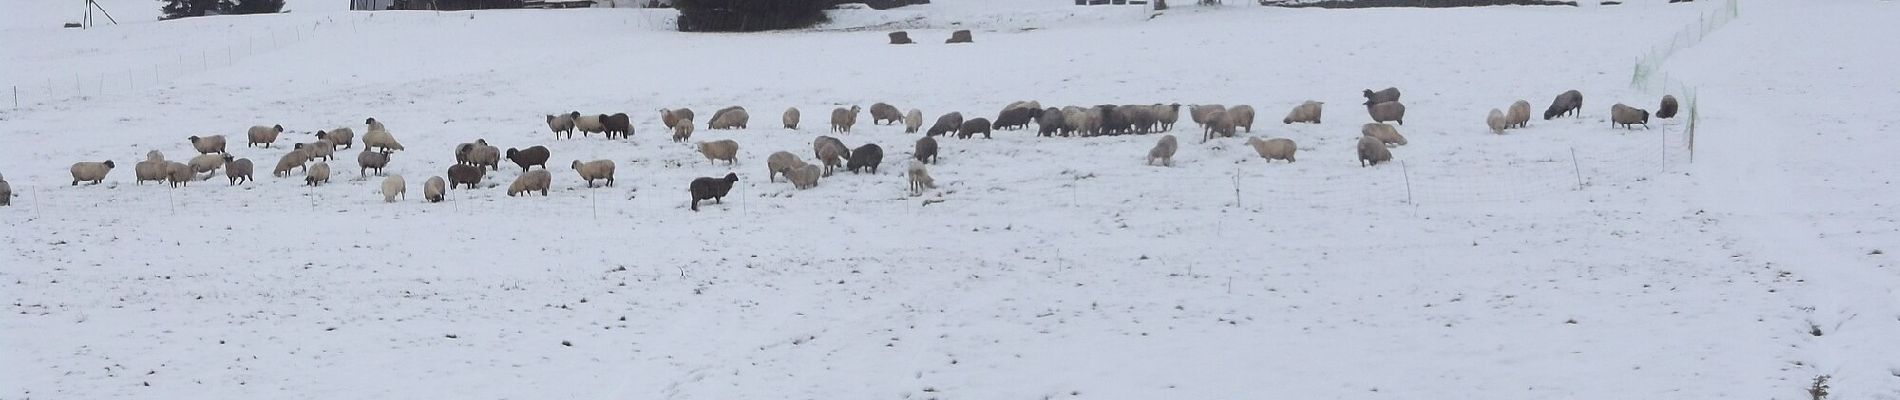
[1201, 110, 1235, 143]
[224, 155, 253, 185]
[870, 103, 903, 125]
[1507, 100, 1532, 128]
[69, 160, 114, 185]
[957, 117, 993, 139]
[1363, 87, 1402, 105]
[424, 176, 446, 202]
[831, 105, 862, 133]
[847, 143, 884, 174]
[446, 164, 485, 189]
[664, 108, 696, 128]
[994, 106, 1038, 131]
[135, 159, 168, 185]
[906, 160, 935, 196]
[697, 140, 740, 165]
[904, 109, 924, 134]
[1247, 137, 1298, 163]
[1357, 135, 1392, 167]
[914, 136, 938, 164]
[1366, 101, 1406, 125]
[946, 29, 973, 43]
[1609, 103, 1650, 129]
[1062, 107, 1092, 137]
[164, 161, 193, 187]
[1228, 105, 1256, 133]
[547, 113, 577, 139]
[673, 120, 695, 142]
[1657, 95, 1679, 119]
[304, 162, 331, 186]
[506, 170, 552, 197]
[361, 129, 404, 152]
[188, 154, 224, 178]
[574, 113, 606, 138]
[688, 173, 739, 211]
[602, 113, 633, 139]
[709, 106, 749, 130]
[317, 127, 355, 150]
[571, 159, 616, 188]
[1189, 104, 1226, 129]
[382, 175, 406, 202]
[358, 148, 392, 176]
[505, 146, 552, 171]
[1147, 134, 1178, 167]
[248, 124, 283, 148]
[765, 151, 806, 182]
[783, 107, 800, 129]
[297, 140, 336, 161]
[786, 164, 821, 190]
[1544, 90, 1584, 120]
[813, 136, 851, 176]
[188, 135, 227, 154]
[273, 149, 310, 177]
[1361, 123, 1408, 146]
[1487, 109, 1508, 134]
[1283, 101, 1323, 124]
[146, 150, 165, 162]
[0, 176, 8, 206]
[926, 112, 964, 137]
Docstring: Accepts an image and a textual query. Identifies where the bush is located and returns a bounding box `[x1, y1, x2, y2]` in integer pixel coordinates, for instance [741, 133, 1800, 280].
[674, 0, 832, 32]
[159, 0, 282, 20]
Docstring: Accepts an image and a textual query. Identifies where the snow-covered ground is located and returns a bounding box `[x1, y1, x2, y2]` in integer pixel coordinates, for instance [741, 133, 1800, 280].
[2, 0, 1895, 398]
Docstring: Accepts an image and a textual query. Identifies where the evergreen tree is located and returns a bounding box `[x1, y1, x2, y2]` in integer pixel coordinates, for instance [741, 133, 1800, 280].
[229, 0, 286, 15]
[159, 0, 230, 20]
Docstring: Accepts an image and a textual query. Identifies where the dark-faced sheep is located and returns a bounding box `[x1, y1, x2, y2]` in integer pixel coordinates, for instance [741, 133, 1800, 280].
[1545, 90, 1584, 120]
[1363, 87, 1402, 105]
[813, 136, 851, 176]
[547, 113, 577, 139]
[188, 153, 225, 178]
[1284, 101, 1323, 124]
[248, 125, 283, 148]
[958, 118, 993, 139]
[316, 128, 355, 150]
[446, 164, 484, 189]
[1357, 135, 1392, 167]
[358, 148, 392, 176]
[870, 103, 902, 125]
[70, 160, 114, 185]
[1147, 135, 1178, 166]
[914, 136, 938, 164]
[304, 162, 331, 186]
[709, 106, 749, 130]
[296, 140, 336, 161]
[224, 155, 253, 185]
[1609, 103, 1650, 129]
[602, 113, 633, 139]
[1507, 100, 1532, 128]
[1154, 104, 1181, 131]
[688, 172, 739, 212]
[1657, 95, 1679, 119]
[927, 112, 964, 137]
[506, 170, 552, 197]
[189, 135, 227, 154]
[574, 113, 606, 138]
[783, 107, 800, 129]
[1247, 137, 1297, 163]
[847, 143, 884, 174]
[831, 105, 862, 133]
[505, 146, 552, 172]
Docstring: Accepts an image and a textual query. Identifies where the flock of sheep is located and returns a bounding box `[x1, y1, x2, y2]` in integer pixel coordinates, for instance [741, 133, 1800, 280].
[18, 88, 1680, 212]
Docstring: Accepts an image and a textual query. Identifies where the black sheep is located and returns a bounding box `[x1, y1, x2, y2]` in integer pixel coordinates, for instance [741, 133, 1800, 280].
[446, 164, 484, 190]
[1544, 90, 1584, 120]
[957, 118, 992, 139]
[602, 113, 633, 139]
[689, 173, 739, 212]
[848, 144, 883, 174]
[505, 145, 550, 172]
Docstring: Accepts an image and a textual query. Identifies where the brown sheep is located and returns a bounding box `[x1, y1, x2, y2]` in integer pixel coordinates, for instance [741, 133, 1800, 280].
[869, 103, 903, 125]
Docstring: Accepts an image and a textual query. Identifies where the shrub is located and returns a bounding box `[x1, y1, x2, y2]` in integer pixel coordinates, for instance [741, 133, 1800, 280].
[674, 0, 832, 32]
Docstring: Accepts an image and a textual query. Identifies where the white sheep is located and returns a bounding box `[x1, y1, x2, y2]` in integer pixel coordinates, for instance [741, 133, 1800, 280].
[698, 140, 740, 165]
[574, 113, 606, 138]
[1147, 134, 1178, 167]
[1357, 135, 1392, 167]
[830, 105, 861, 133]
[382, 175, 406, 202]
[709, 106, 749, 130]
[146, 150, 165, 162]
[188, 135, 227, 154]
[135, 160, 168, 185]
[1367, 101, 1406, 125]
[571, 159, 616, 188]
[783, 107, 800, 129]
[188, 153, 225, 178]
[786, 164, 821, 190]
[248, 124, 283, 148]
[164, 161, 193, 187]
[305, 162, 331, 186]
[672, 120, 695, 142]
[1246, 137, 1297, 163]
[1283, 101, 1323, 124]
[1486, 108, 1507, 134]
[766, 151, 806, 182]
[547, 113, 578, 139]
[273, 149, 310, 177]
[507, 170, 552, 197]
[904, 109, 924, 134]
[906, 160, 935, 196]
[361, 127, 404, 152]
[317, 127, 355, 150]
[1228, 105, 1257, 133]
[1361, 123, 1408, 146]
[1507, 100, 1531, 129]
[1189, 104, 1226, 129]
[424, 176, 446, 203]
[69, 160, 115, 185]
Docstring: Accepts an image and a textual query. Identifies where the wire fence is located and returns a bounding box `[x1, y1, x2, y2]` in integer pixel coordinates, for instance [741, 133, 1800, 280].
[1630, 0, 1738, 162]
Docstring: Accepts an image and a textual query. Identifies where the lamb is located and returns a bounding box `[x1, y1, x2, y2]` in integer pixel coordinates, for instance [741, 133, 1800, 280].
[1357, 135, 1392, 167]
[1189, 104, 1226, 128]
[906, 160, 935, 196]
[297, 140, 335, 161]
[1283, 101, 1323, 124]
[602, 113, 633, 139]
[1201, 110, 1235, 143]
[188, 153, 225, 178]
[316, 127, 355, 150]
[1367, 101, 1406, 125]
[381, 175, 406, 202]
[135, 159, 167, 185]
[813, 136, 851, 176]
[1147, 134, 1178, 167]
[1544, 90, 1584, 120]
[1657, 95, 1679, 119]
[571, 159, 616, 188]
[926, 112, 964, 137]
[783, 107, 800, 129]
[904, 109, 924, 134]
[914, 136, 938, 164]
[1228, 105, 1257, 133]
[164, 161, 193, 187]
[1609, 103, 1650, 129]
[688, 173, 739, 211]
[423, 176, 446, 202]
[1037, 107, 1066, 137]
[847, 143, 884, 174]
[1247, 137, 1298, 163]
[697, 140, 740, 165]
[708, 106, 749, 130]
[1507, 100, 1532, 128]
[506, 170, 552, 197]
[786, 164, 821, 190]
[361, 128, 405, 152]
[304, 162, 331, 186]
[1363, 87, 1402, 105]
[574, 113, 606, 138]
[672, 120, 695, 142]
[505, 145, 552, 171]
[831, 105, 862, 133]
[869, 103, 903, 125]
[188, 135, 227, 154]
[957, 117, 993, 139]
[547, 113, 577, 139]
[447, 164, 485, 189]
[272, 149, 309, 177]
[357, 148, 392, 176]
[248, 124, 283, 148]
[765, 151, 806, 182]
[224, 155, 253, 185]
[69, 160, 114, 185]
[1486, 109, 1508, 134]
[1361, 123, 1408, 146]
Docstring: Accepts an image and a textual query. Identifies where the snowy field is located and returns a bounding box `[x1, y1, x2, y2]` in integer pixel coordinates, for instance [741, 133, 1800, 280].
[2, 0, 1897, 399]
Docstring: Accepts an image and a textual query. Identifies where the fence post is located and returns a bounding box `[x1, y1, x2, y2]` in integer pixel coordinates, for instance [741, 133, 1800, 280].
[1399, 161, 1413, 206]
[1231, 172, 1241, 208]
[1570, 148, 1584, 190]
